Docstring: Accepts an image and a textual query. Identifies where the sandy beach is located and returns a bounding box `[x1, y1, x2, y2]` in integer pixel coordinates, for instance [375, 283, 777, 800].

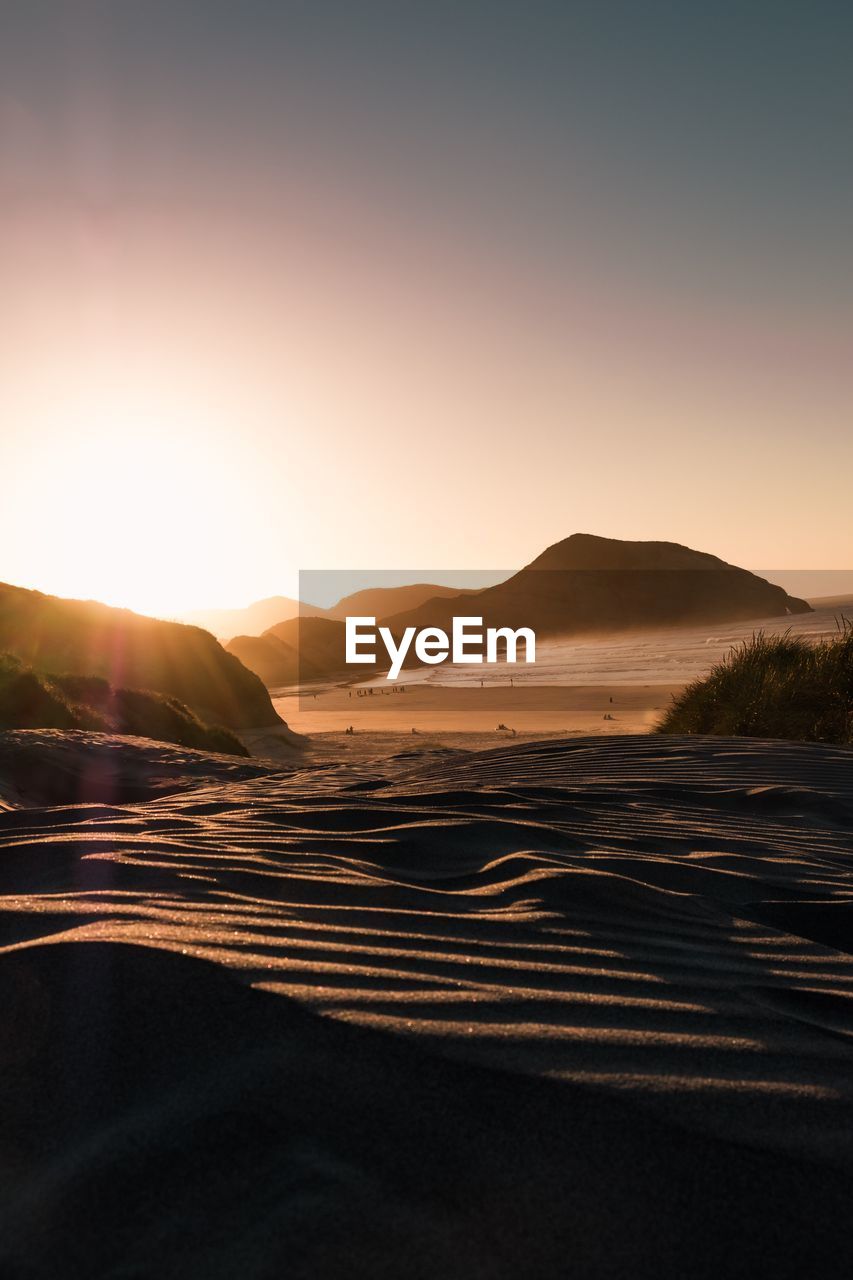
[271, 596, 851, 739]
[1, 727, 851, 1276]
[274, 681, 682, 736]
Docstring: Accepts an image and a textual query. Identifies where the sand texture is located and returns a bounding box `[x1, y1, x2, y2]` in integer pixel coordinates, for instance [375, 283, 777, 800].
[1, 729, 852, 1277]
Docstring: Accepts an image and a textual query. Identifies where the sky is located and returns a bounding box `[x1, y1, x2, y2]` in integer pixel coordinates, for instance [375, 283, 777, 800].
[1, 0, 851, 616]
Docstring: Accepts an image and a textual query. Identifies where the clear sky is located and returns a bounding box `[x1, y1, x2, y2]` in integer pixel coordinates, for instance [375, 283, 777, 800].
[1, 1, 851, 615]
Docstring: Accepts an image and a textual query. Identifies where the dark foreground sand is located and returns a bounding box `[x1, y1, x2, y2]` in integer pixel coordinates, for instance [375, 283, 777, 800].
[1, 729, 852, 1277]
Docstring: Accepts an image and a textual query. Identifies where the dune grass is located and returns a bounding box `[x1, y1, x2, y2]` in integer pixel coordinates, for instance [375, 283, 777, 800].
[657, 622, 853, 744]
[0, 653, 249, 755]
[0, 654, 94, 731]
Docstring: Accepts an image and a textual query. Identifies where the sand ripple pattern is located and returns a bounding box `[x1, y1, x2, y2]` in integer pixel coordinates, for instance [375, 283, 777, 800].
[1, 733, 852, 1167]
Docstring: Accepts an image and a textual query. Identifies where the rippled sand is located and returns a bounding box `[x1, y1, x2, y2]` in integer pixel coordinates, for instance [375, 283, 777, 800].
[1, 729, 851, 1277]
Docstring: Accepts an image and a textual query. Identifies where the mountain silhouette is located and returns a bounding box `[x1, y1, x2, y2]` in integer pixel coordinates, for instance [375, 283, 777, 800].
[379, 534, 812, 637]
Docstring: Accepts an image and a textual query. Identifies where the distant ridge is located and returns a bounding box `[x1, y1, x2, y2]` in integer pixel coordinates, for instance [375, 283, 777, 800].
[808, 594, 853, 612]
[179, 596, 309, 640]
[192, 583, 480, 640]
[325, 583, 478, 621]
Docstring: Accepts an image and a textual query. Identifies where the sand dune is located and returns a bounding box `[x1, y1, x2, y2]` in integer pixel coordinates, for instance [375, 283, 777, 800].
[0, 729, 282, 809]
[0, 581, 281, 729]
[1, 730, 852, 1275]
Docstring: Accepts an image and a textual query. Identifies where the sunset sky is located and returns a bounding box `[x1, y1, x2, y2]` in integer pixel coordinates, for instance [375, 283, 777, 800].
[1, 1, 851, 617]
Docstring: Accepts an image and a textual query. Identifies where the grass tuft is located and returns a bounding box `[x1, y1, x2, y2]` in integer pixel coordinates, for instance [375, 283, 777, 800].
[0, 653, 249, 755]
[657, 621, 853, 744]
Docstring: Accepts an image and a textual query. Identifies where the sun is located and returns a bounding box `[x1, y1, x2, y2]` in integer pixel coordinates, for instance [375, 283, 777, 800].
[8, 383, 254, 619]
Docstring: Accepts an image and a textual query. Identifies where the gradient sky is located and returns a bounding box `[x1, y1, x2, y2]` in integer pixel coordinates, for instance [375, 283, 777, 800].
[1, 0, 851, 615]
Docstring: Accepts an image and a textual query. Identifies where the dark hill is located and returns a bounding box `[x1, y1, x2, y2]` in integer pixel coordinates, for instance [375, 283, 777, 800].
[527, 534, 735, 573]
[381, 534, 812, 638]
[0, 583, 280, 728]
